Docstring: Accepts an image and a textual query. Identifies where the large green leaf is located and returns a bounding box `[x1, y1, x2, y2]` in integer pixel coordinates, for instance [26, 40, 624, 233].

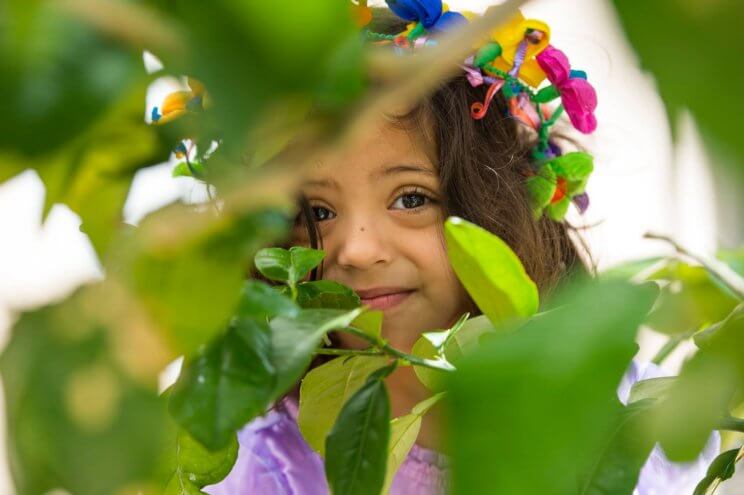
[579, 399, 657, 495]
[168, 318, 276, 450]
[325, 366, 394, 495]
[298, 355, 390, 456]
[611, 0, 743, 169]
[444, 216, 539, 325]
[0, 288, 173, 495]
[448, 280, 658, 494]
[270, 307, 364, 397]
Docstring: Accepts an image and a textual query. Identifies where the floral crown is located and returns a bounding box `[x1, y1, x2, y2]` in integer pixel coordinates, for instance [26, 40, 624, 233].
[356, 0, 598, 221]
[151, 1, 597, 222]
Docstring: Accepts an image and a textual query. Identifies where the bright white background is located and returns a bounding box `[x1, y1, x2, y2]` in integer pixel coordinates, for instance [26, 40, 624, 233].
[0, 0, 738, 493]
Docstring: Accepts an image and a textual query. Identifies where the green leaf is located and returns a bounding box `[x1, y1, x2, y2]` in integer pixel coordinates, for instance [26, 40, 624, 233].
[444, 217, 539, 325]
[382, 393, 445, 494]
[628, 377, 676, 404]
[654, 307, 744, 461]
[325, 367, 393, 495]
[296, 280, 361, 309]
[270, 308, 364, 398]
[352, 310, 384, 342]
[448, 280, 658, 495]
[120, 207, 289, 356]
[298, 355, 390, 456]
[254, 246, 325, 286]
[168, 318, 276, 450]
[0, 2, 142, 157]
[289, 246, 325, 284]
[579, 399, 657, 495]
[611, 0, 743, 170]
[167, 428, 238, 489]
[254, 247, 292, 282]
[644, 261, 739, 335]
[237, 279, 299, 320]
[693, 448, 742, 495]
[412, 315, 491, 392]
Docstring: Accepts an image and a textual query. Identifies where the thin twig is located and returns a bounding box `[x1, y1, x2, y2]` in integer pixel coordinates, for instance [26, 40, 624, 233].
[343, 327, 456, 372]
[644, 232, 744, 300]
[314, 348, 385, 357]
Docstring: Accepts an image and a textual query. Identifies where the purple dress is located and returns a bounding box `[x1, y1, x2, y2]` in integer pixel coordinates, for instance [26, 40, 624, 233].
[205, 361, 718, 495]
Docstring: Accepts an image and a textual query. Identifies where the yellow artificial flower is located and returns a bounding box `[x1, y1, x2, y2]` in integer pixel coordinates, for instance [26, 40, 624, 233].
[485, 9, 550, 86]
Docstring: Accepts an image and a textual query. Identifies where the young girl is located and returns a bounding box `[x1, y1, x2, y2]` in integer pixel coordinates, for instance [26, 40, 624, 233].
[204, 3, 715, 494]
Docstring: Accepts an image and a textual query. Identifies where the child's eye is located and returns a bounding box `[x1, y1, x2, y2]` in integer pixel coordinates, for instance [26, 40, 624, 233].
[312, 205, 336, 222]
[390, 191, 431, 210]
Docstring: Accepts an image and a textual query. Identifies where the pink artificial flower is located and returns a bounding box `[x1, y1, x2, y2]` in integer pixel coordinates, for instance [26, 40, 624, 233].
[536, 46, 597, 134]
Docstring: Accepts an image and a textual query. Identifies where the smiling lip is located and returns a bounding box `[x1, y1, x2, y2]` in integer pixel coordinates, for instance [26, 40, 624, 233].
[355, 287, 415, 311]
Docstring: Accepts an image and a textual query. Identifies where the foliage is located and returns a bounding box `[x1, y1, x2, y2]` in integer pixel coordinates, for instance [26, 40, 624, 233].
[1, 1, 744, 495]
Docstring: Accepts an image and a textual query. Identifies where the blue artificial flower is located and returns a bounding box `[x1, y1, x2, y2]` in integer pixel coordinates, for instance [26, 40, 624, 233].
[385, 0, 466, 32]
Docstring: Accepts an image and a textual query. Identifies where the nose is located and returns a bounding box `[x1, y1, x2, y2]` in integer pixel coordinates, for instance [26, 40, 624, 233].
[335, 214, 391, 272]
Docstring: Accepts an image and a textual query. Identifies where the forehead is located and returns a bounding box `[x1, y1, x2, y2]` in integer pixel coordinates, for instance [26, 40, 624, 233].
[307, 113, 436, 182]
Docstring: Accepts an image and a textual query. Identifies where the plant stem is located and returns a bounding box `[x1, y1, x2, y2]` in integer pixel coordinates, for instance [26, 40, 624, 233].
[343, 327, 456, 372]
[644, 233, 744, 300]
[314, 348, 385, 357]
[717, 416, 744, 434]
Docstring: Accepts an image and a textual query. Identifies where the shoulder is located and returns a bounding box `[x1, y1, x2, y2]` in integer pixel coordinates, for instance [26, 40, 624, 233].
[203, 397, 328, 495]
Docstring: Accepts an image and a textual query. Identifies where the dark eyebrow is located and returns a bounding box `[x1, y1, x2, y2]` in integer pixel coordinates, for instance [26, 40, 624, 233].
[372, 164, 437, 180]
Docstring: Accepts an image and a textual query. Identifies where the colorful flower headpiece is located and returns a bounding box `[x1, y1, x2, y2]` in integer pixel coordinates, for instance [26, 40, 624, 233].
[150, 1, 598, 222]
[357, 0, 598, 221]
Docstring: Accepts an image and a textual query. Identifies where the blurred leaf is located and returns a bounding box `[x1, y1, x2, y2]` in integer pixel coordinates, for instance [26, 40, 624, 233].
[270, 307, 364, 397]
[0, 1, 143, 156]
[164, 428, 238, 493]
[155, 0, 363, 156]
[118, 207, 289, 356]
[325, 365, 394, 495]
[628, 377, 676, 404]
[237, 279, 299, 320]
[444, 216, 539, 325]
[298, 355, 389, 456]
[693, 447, 742, 495]
[656, 306, 744, 460]
[579, 399, 657, 495]
[718, 247, 744, 277]
[295, 280, 361, 309]
[0, 289, 173, 495]
[611, 0, 743, 168]
[168, 318, 275, 450]
[600, 257, 665, 281]
[448, 280, 657, 494]
[382, 393, 445, 494]
[645, 261, 739, 335]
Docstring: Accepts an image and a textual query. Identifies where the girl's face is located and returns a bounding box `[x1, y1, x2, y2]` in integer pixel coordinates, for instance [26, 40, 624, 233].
[292, 115, 473, 352]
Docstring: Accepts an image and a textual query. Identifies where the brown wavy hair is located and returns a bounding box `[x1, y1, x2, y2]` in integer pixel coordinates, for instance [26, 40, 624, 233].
[295, 8, 589, 304]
